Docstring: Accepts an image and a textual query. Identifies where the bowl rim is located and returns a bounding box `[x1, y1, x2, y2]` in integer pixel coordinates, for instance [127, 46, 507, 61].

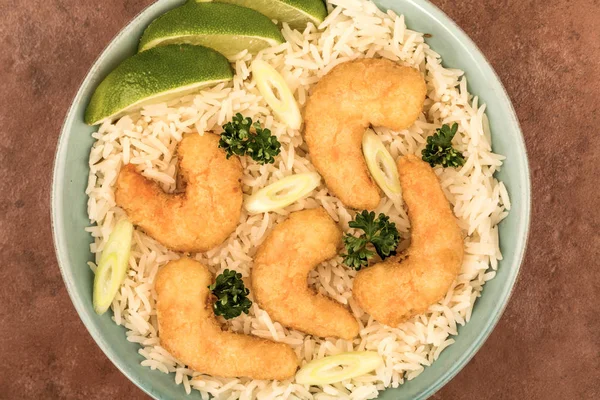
[51, 0, 531, 399]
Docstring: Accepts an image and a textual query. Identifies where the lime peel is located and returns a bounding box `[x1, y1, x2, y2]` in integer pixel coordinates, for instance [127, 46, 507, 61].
[139, 3, 284, 57]
[93, 219, 134, 315]
[245, 173, 321, 214]
[251, 60, 302, 130]
[296, 351, 384, 385]
[362, 129, 402, 200]
[85, 44, 232, 125]
[202, 0, 328, 31]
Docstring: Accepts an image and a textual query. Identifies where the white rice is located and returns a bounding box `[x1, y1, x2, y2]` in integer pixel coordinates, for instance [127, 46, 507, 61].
[85, 0, 510, 398]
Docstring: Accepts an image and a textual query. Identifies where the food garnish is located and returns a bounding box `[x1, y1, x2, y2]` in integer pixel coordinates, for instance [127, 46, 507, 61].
[342, 211, 400, 271]
[138, 2, 284, 56]
[421, 123, 465, 168]
[200, 0, 328, 31]
[362, 128, 402, 201]
[84, 44, 233, 126]
[209, 269, 252, 320]
[93, 219, 134, 315]
[295, 351, 384, 385]
[251, 60, 302, 130]
[245, 172, 321, 214]
[219, 113, 281, 165]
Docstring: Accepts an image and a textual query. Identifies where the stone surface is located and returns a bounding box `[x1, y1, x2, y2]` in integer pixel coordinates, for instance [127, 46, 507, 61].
[0, 0, 598, 398]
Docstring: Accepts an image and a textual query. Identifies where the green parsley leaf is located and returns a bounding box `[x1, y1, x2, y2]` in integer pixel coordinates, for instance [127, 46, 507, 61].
[343, 211, 400, 271]
[421, 123, 465, 168]
[246, 122, 281, 165]
[208, 269, 252, 320]
[218, 113, 252, 158]
[342, 234, 373, 270]
[219, 113, 281, 165]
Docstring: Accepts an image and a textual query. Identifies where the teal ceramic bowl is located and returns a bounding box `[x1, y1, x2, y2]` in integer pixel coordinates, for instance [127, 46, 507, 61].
[52, 0, 531, 398]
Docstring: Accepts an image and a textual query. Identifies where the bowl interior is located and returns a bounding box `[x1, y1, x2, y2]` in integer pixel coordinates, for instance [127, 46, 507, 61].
[52, 0, 530, 398]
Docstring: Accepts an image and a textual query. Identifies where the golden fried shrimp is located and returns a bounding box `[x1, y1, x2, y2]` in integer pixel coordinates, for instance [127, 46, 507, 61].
[304, 58, 427, 210]
[252, 208, 360, 340]
[155, 258, 298, 380]
[353, 155, 464, 326]
[115, 133, 242, 253]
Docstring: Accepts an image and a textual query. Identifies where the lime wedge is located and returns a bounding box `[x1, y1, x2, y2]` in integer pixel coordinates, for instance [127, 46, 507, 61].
[197, 0, 328, 30]
[84, 44, 232, 125]
[138, 3, 284, 57]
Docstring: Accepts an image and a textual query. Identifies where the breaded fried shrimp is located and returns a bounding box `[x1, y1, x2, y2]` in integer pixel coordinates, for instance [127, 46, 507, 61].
[353, 155, 464, 326]
[252, 208, 360, 340]
[115, 133, 242, 253]
[304, 58, 426, 210]
[155, 258, 298, 380]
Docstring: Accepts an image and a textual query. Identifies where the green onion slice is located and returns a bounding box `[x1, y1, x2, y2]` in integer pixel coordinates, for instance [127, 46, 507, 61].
[362, 128, 402, 200]
[245, 172, 321, 214]
[296, 351, 384, 385]
[93, 219, 134, 315]
[251, 59, 302, 130]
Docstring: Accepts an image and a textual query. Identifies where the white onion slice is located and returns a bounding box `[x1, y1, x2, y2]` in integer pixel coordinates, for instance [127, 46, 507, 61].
[251, 59, 302, 130]
[296, 351, 384, 385]
[245, 172, 321, 214]
[362, 128, 402, 200]
[93, 219, 133, 315]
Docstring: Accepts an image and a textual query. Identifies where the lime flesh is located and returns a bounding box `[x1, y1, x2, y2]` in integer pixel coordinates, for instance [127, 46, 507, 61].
[199, 0, 328, 30]
[84, 44, 232, 125]
[139, 2, 284, 57]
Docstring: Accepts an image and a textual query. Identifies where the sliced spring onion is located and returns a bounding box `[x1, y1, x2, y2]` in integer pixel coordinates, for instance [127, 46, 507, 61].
[245, 172, 321, 214]
[296, 351, 384, 385]
[362, 128, 402, 200]
[93, 219, 134, 315]
[251, 59, 302, 130]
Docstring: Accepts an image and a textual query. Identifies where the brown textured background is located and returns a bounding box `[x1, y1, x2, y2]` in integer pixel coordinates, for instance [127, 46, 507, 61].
[1, 0, 599, 398]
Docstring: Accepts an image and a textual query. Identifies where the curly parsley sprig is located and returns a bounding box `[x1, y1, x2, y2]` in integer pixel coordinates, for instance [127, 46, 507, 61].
[208, 269, 252, 320]
[218, 113, 281, 165]
[342, 211, 400, 271]
[421, 123, 465, 168]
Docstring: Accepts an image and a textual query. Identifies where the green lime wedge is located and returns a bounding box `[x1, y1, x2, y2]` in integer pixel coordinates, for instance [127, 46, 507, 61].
[195, 0, 328, 31]
[138, 3, 284, 57]
[84, 44, 232, 125]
